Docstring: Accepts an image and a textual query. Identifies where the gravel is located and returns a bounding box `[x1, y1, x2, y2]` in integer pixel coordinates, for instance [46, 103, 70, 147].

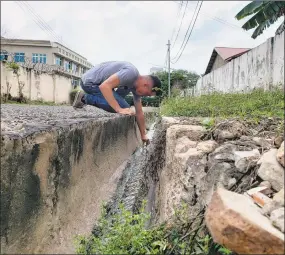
[1, 104, 116, 137]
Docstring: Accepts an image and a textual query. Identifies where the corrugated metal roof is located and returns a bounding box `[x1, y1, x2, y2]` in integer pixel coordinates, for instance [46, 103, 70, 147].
[204, 47, 251, 75]
[215, 47, 251, 61]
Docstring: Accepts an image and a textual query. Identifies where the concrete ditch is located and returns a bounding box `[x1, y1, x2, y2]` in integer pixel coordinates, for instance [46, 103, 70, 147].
[0, 104, 157, 254]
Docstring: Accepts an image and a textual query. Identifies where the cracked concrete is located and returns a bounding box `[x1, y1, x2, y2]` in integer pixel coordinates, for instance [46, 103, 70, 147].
[0, 104, 156, 254]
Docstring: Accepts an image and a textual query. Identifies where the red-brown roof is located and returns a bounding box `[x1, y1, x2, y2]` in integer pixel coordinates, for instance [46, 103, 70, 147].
[204, 47, 251, 75]
[215, 47, 251, 61]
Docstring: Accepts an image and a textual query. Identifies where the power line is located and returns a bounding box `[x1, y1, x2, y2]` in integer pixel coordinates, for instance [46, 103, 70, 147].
[15, 1, 68, 45]
[171, 1, 200, 62]
[171, 1, 189, 49]
[22, 1, 65, 44]
[172, 1, 251, 35]
[171, 1, 203, 64]
[170, 1, 183, 42]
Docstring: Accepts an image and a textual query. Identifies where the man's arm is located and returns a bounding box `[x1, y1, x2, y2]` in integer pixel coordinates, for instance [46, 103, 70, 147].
[99, 74, 134, 115]
[133, 97, 149, 144]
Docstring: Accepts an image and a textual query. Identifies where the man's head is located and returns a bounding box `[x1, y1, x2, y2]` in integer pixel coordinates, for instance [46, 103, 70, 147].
[135, 75, 162, 97]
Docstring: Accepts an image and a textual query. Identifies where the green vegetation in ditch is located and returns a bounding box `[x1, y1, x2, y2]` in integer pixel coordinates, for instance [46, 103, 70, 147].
[74, 201, 233, 255]
[160, 88, 284, 120]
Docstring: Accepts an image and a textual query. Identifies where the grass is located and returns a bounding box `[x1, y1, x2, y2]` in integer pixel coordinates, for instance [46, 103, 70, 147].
[160, 88, 284, 120]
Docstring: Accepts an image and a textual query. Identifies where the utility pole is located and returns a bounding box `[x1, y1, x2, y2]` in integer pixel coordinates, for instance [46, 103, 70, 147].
[167, 40, 171, 98]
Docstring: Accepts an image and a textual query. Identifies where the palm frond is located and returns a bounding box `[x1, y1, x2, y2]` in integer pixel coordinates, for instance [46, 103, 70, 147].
[241, 1, 284, 31]
[235, 1, 269, 20]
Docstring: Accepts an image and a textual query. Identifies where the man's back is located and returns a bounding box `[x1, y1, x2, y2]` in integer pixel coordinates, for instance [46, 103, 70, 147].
[82, 61, 139, 89]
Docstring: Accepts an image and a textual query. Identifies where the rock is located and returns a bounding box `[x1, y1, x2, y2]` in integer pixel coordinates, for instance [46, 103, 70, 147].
[259, 181, 272, 189]
[175, 136, 197, 154]
[234, 149, 260, 173]
[196, 140, 218, 153]
[270, 208, 284, 233]
[252, 137, 272, 149]
[276, 141, 284, 167]
[214, 153, 235, 161]
[215, 130, 235, 140]
[262, 200, 283, 216]
[257, 149, 284, 192]
[274, 136, 284, 148]
[205, 188, 284, 255]
[273, 188, 284, 206]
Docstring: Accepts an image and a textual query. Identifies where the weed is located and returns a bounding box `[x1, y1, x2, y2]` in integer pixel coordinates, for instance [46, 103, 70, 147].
[160, 88, 284, 120]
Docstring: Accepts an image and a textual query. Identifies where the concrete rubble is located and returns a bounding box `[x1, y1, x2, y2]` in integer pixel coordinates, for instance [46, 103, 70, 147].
[158, 117, 284, 254]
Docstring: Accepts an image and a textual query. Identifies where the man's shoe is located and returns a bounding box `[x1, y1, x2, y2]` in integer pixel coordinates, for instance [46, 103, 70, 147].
[73, 91, 86, 109]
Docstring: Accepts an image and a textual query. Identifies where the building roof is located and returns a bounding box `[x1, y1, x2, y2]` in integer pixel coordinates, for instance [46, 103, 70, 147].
[204, 47, 251, 75]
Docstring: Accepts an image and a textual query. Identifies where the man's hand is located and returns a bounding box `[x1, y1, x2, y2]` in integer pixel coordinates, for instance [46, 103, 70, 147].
[116, 107, 135, 116]
[142, 134, 150, 146]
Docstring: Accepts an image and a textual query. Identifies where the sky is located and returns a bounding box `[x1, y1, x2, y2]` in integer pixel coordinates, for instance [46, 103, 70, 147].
[1, 1, 283, 75]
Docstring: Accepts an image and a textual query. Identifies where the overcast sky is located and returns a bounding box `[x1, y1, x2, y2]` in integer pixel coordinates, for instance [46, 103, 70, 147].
[1, 1, 283, 75]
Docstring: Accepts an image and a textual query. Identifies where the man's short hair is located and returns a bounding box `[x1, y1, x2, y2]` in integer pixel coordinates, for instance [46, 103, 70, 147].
[149, 75, 162, 96]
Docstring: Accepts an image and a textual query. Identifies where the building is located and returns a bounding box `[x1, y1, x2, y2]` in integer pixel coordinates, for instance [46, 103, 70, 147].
[204, 47, 251, 75]
[0, 38, 93, 87]
[150, 66, 163, 74]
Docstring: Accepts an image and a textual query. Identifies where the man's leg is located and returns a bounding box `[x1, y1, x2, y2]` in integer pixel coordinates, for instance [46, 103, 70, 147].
[81, 82, 130, 113]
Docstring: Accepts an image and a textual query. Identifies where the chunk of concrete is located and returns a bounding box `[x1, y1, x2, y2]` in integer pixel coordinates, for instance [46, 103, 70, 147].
[276, 141, 284, 167]
[270, 208, 284, 233]
[252, 137, 272, 149]
[196, 140, 218, 153]
[257, 149, 284, 191]
[205, 188, 284, 255]
[273, 188, 284, 207]
[262, 200, 283, 216]
[234, 149, 260, 173]
[259, 181, 272, 189]
[175, 136, 197, 154]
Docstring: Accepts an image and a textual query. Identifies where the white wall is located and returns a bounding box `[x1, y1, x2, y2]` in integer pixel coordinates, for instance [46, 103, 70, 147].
[193, 31, 284, 96]
[1, 62, 72, 103]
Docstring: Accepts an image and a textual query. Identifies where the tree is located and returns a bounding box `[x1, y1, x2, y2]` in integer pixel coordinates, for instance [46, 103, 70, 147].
[235, 1, 285, 39]
[155, 69, 200, 98]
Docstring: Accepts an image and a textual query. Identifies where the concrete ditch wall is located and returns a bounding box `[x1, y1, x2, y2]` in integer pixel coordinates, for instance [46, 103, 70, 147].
[1, 114, 141, 254]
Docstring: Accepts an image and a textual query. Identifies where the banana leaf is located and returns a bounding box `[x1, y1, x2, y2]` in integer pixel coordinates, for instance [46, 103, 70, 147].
[235, 1, 268, 20]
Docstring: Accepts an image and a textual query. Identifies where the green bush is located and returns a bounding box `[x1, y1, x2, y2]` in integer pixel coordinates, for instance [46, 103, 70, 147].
[160, 88, 284, 119]
[125, 95, 161, 107]
[74, 202, 233, 255]
[69, 88, 81, 104]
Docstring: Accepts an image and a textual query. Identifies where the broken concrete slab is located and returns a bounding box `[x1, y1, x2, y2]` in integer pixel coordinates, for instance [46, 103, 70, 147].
[270, 207, 285, 233]
[276, 141, 284, 167]
[262, 200, 284, 216]
[257, 149, 284, 192]
[205, 188, 284, 255]
[196, 140, 218, 153]
[234, 149, 260, 173]
[273, 188, 284, 206]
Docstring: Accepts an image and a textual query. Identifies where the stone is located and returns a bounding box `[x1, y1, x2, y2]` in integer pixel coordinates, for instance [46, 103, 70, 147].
[270, 208, 284, 233]
[262, 200, 283, 216]
[274, 136, 284, 148]
[276, 141, 284, 167]
[252, 137, 272, 149]
[234, 149, 260, 173]
[213, 121, 246, 141]
[214, 153, 235, 161]
[259, 181, 272, 189]
[205, 188, 284, 255]
[257, 149, 284, 192]
[196, 140, 218, 153]
[273, 188, 284, 206]
[175, 136, 197, 154]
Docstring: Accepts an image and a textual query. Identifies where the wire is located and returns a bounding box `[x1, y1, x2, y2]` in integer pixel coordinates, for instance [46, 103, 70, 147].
[171, 1, 203, 64]
[172, 0, 251, 35]
[171, 1, 200, 62]
[171, 1, 189, 49]
[170, 1, 183, 42]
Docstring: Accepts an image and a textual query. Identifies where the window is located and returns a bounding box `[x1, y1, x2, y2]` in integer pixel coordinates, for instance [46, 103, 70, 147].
[14, 52, 25, 62]
[68, 61, 72, 71]
[59, 48, 61, 53]
[72, 63, 77, 72]
[64, 60, 69, 71]
[0, 51, 8, 61]
[55, 56, 62, 66]
[32, 53, 47, 63]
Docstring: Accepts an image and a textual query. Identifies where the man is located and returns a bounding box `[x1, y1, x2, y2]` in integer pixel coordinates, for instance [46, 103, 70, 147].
[73, 61, 162, 145]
